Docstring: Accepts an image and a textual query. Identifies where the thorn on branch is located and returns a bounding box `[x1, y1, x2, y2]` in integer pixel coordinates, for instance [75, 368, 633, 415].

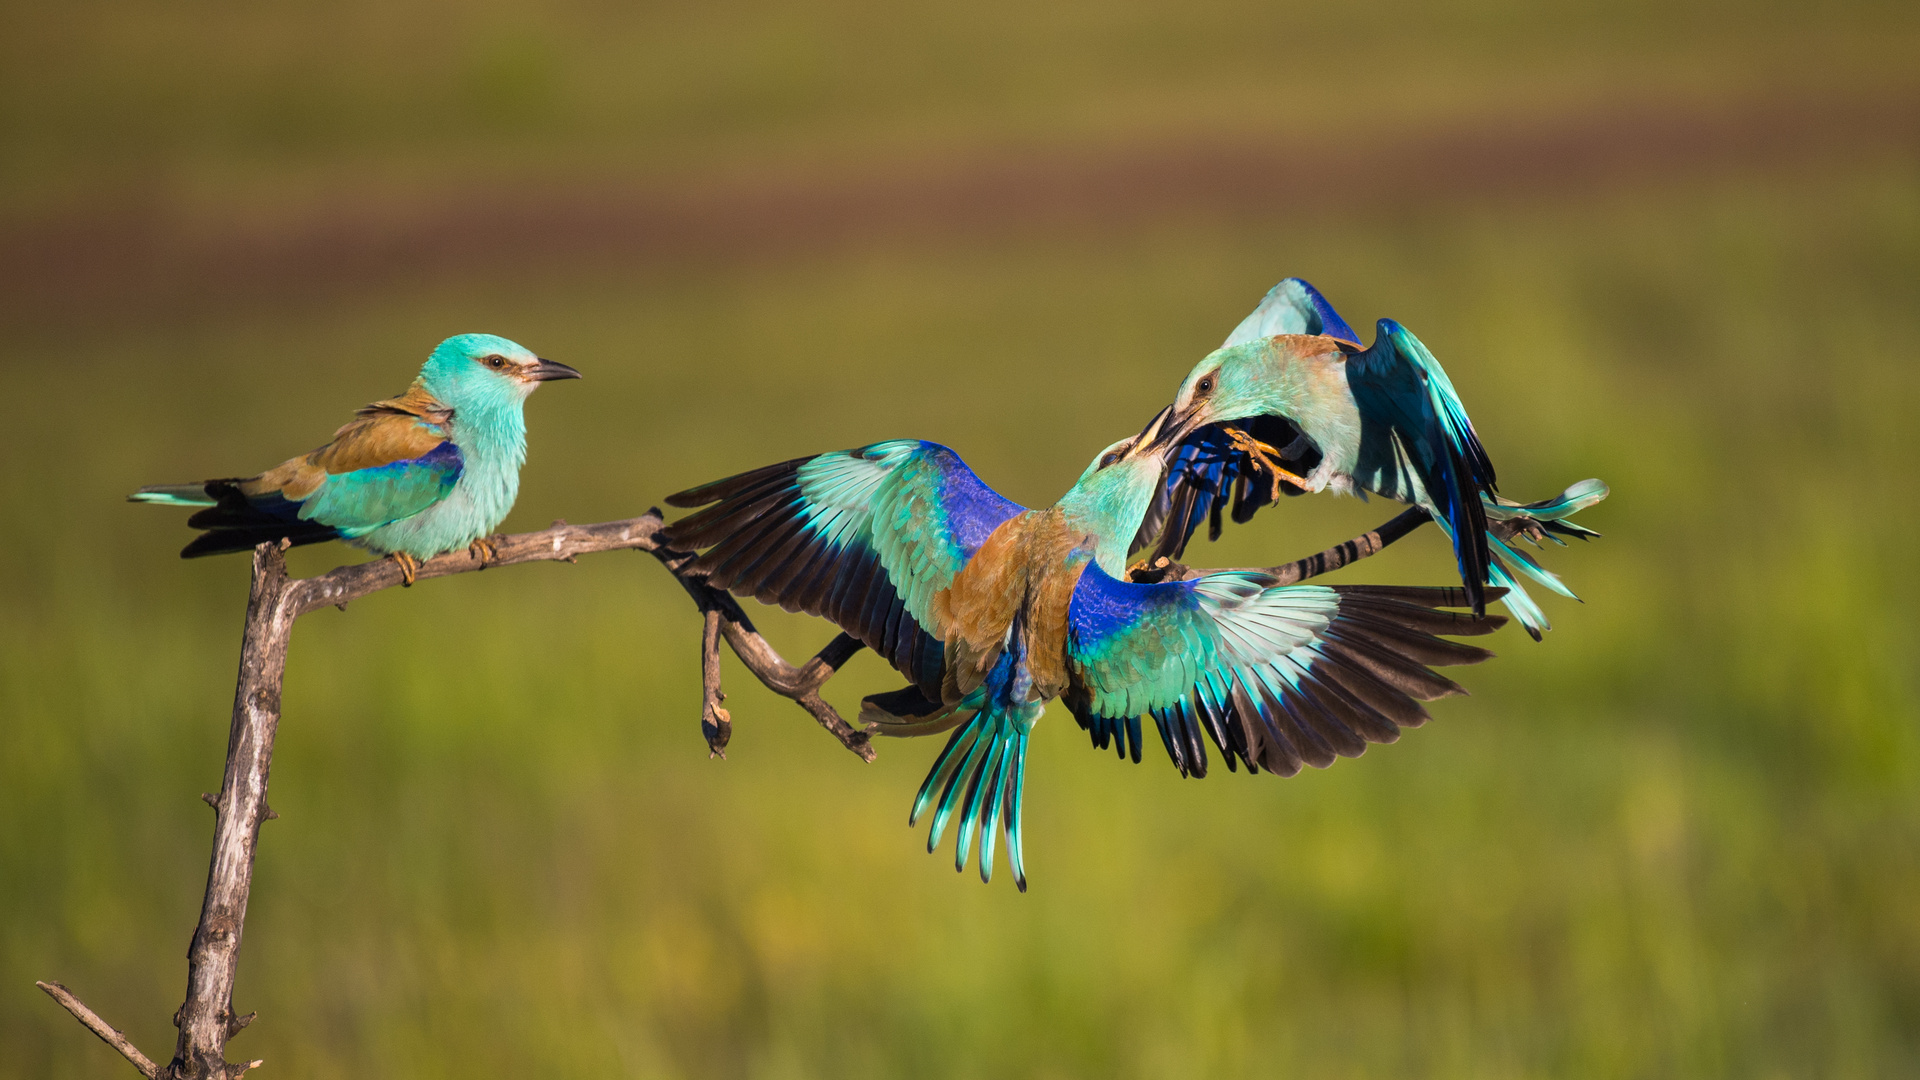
[262, 806, 279, 821]
[201, 792, 217, 808]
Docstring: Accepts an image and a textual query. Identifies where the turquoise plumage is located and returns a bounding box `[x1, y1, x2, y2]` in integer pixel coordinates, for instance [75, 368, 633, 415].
[665, 413, 1505, 889]
[131, 334, 579, 579]
[1151, 278, 1607, 638]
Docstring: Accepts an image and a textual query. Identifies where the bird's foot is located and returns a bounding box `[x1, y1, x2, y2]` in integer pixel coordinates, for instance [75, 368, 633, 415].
[703, 704, 733, 759]
[1223, 425, 1314, 499]
[389, 551, 421, 587]
[1490, 516, 1548, 546]
[468, 535, 502, 567]
[1128, 556, 1188, 584]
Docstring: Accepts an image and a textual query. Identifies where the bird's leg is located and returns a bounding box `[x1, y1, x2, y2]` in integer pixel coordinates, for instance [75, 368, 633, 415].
[1223, 426, 1314, 499]
[468, 535, 502, 567]
[389, 551, 420, 587]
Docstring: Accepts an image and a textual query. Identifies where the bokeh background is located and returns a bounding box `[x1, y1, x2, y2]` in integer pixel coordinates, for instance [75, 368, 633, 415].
[4, 2, 1918, 1077]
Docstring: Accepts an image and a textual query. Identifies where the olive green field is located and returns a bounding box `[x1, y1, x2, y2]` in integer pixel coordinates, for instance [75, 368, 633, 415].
[2, 2, 1918, 1077]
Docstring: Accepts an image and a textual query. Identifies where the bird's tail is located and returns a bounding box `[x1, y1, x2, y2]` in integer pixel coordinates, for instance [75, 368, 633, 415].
[128, 483, 219, 507]
[879, 673, 1040, 892]
[1452, 479, 1609, 640]
[1483, 478, 1609, 540]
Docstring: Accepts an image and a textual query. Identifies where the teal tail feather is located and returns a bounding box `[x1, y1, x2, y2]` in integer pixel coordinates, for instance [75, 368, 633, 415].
[1442, 479, 1608, 640]
[1487, 553, 1550, 640]
[909, 703, 1038, 891]
[128, 483, 218, 507]
[1483, 478, 1609, 542]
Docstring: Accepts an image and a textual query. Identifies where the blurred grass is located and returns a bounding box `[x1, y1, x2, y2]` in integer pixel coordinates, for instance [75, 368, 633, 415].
[3, 2, 1920, 1078]
[4, 0, 1919, 211]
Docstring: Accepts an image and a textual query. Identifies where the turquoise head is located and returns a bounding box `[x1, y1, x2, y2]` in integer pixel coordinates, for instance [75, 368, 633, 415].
[1163, 335, 1344, 445]
[416, 333, 581, 415]
[1062, 407, 1183, 572]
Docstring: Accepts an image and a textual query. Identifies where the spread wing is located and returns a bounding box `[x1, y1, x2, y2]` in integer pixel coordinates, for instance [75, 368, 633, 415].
[1143, 282, 1602, 634]
[1221, 277, 1365, 350]
[1342, 318, 1497, 609]
[136, 386, 463, 558]
[1064, 560, 1503, 779]
[663, 440, 1025, 695]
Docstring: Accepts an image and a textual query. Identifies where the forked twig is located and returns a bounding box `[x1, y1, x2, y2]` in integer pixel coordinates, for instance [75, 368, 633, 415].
[35, 510, 869, 1077]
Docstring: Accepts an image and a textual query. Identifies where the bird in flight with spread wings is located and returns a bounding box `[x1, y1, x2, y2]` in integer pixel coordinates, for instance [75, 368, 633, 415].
[664, 409, 1504, 890]
[1143, 278, 1607, 637]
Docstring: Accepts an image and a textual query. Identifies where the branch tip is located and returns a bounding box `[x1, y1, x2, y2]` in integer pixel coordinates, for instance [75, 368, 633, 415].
[36, 980, 162, 1079]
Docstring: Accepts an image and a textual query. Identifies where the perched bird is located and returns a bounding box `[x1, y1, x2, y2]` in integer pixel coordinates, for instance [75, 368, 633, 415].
[131, 334, 580, 581]
[664, 413, 1504, 889]
[1150, 278, 1607, 637]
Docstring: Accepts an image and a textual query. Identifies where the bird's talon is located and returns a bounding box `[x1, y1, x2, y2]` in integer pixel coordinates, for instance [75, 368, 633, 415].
[469, 535, 501, 567]
[390, 552, 420, 586]
[1223, 425, 1312, 497]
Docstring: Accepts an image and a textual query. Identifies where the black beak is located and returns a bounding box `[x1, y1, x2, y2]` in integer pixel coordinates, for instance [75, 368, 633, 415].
[1138, 403, 1202, 455]
[528, 358, 583, 381]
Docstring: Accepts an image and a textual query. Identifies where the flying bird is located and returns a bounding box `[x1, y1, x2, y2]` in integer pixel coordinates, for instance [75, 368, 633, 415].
[131, 334, 580, 582]
[1150, 278, 1607, 637]
[664, 413, 1504, 890]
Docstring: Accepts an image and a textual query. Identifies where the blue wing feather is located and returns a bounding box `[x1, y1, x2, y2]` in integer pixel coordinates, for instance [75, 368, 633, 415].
[296, 441, 465, 534]
[173, 441, 462, 558]
[665, 440, 1024, 694]
[1222, 278, 1364, 349]
[1066, 563, 1499, 778]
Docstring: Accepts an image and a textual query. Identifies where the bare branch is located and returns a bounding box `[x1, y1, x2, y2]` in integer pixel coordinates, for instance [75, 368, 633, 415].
[35, 982, 161, 1079]
[164, 541, 296, 1079]
[287, 515, 666, 616]
[40, 511, 880, 1078]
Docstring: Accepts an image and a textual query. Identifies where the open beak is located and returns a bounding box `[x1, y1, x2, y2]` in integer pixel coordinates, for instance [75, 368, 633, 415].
[528, 358, 583, 381]
[1137, 402, 1204, 455]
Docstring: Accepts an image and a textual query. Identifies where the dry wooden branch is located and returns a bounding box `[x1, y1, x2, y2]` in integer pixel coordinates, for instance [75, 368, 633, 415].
[35, 981, 163, 1079]
[40, 504, 1421, 1076]
[36, 510, 873, 1078]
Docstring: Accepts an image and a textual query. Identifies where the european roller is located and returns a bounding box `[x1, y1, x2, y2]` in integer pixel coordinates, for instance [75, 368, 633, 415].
[1150, 278, 1608, 638]
[131, 334, 580, 582]
[664, 410, 1504, 890]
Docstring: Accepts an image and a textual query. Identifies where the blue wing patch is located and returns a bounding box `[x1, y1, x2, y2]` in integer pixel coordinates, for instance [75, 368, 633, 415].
[1067, 562, 1501, 779]
[665, 440, 1024, 695]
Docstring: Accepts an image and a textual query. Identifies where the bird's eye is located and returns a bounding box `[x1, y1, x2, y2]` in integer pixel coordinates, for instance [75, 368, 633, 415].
[1099, 451, 1124, 469]
[483, 355, 507, 369]
[1196, 375, 1214, 396]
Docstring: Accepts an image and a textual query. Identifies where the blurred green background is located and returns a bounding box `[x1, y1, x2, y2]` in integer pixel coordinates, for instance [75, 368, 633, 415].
[4, 2, 1919, 1077]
